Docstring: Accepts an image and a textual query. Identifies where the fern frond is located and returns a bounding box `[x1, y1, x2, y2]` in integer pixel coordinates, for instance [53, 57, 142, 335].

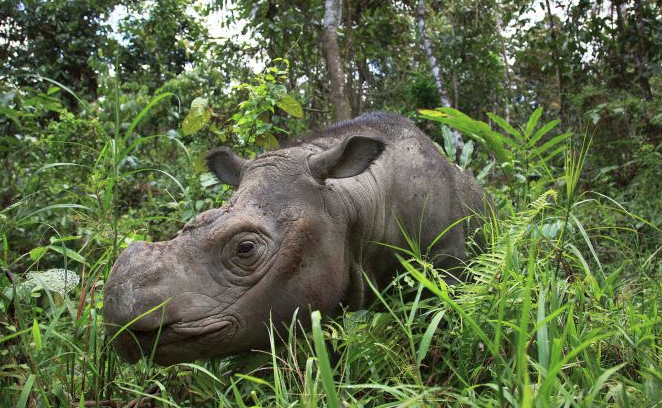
[459, 190, 557, 307]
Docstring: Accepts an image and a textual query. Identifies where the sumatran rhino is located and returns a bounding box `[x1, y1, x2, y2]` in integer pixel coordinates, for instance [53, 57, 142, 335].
[103, 112, 485, 365]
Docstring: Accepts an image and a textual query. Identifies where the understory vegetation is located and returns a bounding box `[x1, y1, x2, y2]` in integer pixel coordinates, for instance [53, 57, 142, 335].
[2, 0, 662, 407]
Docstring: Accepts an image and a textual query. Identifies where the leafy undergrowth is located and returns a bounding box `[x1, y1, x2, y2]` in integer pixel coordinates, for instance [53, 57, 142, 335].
[1, 91, 661, 407]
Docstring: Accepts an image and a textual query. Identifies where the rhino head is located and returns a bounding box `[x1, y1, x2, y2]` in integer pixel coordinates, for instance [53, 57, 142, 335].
[103, 136, 384, 365]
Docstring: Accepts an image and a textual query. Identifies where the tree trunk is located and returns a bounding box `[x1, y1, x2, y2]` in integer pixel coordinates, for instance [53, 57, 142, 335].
[613, 1, 628, 87]
[633, 0, 653, 100]
[494, 3, 511, 122]
[544, 0, 564, 122]
[416, 0, 463, 147]
[344, 0, 358, 116]
[450, 0, 459, 109]
[321, 0, 352, 121]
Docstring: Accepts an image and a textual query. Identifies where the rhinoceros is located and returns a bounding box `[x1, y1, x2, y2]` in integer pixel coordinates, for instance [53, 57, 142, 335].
[103, 112, 486, 365]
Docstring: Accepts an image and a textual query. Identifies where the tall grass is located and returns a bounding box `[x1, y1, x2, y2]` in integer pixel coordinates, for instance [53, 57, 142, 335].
[0, 79, 193, 407]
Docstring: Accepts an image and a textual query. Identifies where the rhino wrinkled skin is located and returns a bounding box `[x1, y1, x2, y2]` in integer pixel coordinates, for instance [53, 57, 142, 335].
[103, 112, 486, 365]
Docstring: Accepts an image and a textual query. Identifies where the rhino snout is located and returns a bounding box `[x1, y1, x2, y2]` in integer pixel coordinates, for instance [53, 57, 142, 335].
[104, 240, 244, 364]
[104, 242, 177, 358]
[104, 242, 168, 325]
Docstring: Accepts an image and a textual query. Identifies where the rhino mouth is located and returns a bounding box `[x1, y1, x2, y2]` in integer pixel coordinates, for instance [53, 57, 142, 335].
[166, 320, 233, 339]
[109, 319, 236, 364]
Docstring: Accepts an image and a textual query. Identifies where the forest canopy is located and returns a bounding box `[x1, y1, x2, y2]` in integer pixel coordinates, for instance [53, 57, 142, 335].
[1, 0, 661, 406]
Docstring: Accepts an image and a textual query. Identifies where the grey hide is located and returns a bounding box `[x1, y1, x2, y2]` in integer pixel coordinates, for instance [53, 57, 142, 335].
[103, 112, 486, 365]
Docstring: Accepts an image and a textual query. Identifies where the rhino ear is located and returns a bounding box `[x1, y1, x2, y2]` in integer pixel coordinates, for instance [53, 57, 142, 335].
[206, 147, 248, 187]
[308, 136, 384, 180]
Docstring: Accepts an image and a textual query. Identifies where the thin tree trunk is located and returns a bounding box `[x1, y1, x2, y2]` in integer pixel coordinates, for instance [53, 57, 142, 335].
[417, 0, 463, 147]
[450, 0, 459, 109]
[321, 0, 352, 121]
[495, 2, 511, 122]
[544, 0, 564, 122]
[417, 0, 450, 107]
[613, 1, 628, 87]
[633, 0, 653, 100]
[265, 0, 278, 62]
[357, 58, 368, 112]
[344, 0, 358, 116]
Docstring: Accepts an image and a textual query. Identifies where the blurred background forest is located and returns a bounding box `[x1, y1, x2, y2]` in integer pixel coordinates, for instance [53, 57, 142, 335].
[1, 0, 662, 406]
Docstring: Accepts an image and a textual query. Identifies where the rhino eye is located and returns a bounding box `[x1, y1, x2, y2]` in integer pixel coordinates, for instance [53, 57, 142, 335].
[236, 241, 256, 257]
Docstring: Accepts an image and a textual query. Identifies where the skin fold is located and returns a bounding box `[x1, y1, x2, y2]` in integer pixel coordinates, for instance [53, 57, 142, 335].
[103, 112, 486, 365]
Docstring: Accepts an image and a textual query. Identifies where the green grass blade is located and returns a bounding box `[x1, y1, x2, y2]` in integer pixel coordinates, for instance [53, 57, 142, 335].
[416, 310, 446, 367]
[536, 288, 549, 370]
[16, 374, 36, 408]
[123, 92, 176, 143]
[524, 107, 543, 138]
[30, 75, 90, 111]
[311, 310, 340, 408]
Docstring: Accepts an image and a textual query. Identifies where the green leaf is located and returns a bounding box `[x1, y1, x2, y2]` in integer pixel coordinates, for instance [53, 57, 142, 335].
[31, 75, 90, 111]
[537, 288, 549, 369]
[416, 310, 446, 367]
[487, 112, 523, 142]
[311, 311, 340, 408]
[0, 327, 31, 345]
[524, 107, 543, 138]
[194, 153, 210, 173]
[48, 245, 86, 264]
[256, 133, 280, 150]
[419, 108, 513, 164]
[442, 126, 455, 160]
[209, 122, 228, 142]
[182, 97, 212, 136]
[23, 94, 62, 112]
[459, 140, 474, 169]
[32, 319, 42, 350]
[276, 94, 303, 118]
[234, 373, 274, 389]
[539, 145, 565, 165]
[16, 374, 36, 408]
[417, 108, 447, 119]
[125, 92, 176, 141]
[49, 235, 82, 244]
[527, 119, 560, 148]
[29, 247, 48, 262]
[585, 364, 626, 404]
[534, 132, 572, 157]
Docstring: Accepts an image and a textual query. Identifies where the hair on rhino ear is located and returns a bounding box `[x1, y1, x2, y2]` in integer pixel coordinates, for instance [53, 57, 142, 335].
[206, 147, 248, 187]
[308, 135, 385, 180]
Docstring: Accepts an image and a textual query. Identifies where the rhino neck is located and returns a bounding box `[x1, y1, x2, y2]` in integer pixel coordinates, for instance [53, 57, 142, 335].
[325, 168, 392, 309]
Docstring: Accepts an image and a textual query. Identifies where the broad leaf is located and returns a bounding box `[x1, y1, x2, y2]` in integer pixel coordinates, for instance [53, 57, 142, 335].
[48, 245, 86, 264]
[527, 119, 560, 148]
[535, 132, 573, 157]
[276, 94, 303, 118]
[182, 97, 212, 136]
[29, 246, 48, 262]
[459, 140, 474, 169]
[524, 107, 543, 138]
[256, 133, 280, 150]
[419, 108, 512, 163]
[487, 112, 523, 142]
